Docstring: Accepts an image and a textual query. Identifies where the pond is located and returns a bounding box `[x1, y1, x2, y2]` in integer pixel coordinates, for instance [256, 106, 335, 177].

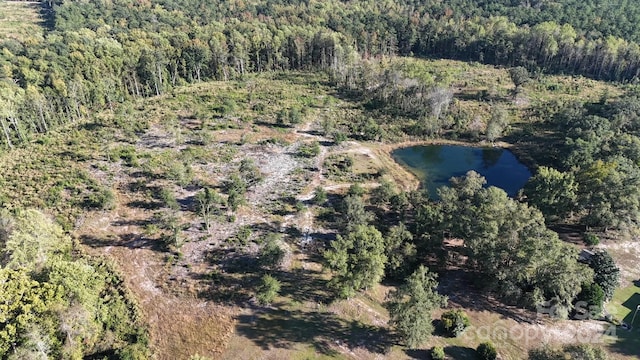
[391, 144, 532, 198]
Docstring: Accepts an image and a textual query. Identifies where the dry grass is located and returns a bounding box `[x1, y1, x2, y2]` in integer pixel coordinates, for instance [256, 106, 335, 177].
[0, 1, 45, 41]
[5, 66, 635, 359]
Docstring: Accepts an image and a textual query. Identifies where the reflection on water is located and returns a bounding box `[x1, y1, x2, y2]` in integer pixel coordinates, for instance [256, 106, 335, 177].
[392, 145, 531, 198]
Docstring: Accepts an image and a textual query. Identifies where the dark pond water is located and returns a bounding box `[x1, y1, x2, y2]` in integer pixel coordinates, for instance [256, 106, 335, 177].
[391, 145, 531, 198]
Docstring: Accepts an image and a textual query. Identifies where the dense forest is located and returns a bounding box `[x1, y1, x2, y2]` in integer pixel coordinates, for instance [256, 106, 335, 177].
[1, 0, 639, 359]
[6, 0, 640, 152]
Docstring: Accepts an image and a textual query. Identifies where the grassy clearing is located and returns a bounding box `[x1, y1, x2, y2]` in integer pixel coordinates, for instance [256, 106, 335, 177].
[2, 62, 638, 359]
[0, 1, 45, 41]
[604, 283, 640, 357]
[607, 283, 640, 324]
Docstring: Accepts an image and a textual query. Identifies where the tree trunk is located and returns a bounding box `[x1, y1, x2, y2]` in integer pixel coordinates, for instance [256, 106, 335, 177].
[0, 118, 13, 148]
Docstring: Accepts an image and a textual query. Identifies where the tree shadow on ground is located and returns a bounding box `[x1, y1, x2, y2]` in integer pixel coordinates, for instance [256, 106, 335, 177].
[431, 319, 449, 338]
[608, 325, 640, 357]
[196, 243, 333, 306]
[621, 292, 640, 325]
[276, 267, 333, 305]
[404, 348, 430, 359]
[438, 269, 539, 324]
[607, 292, 640, 356]
[126, 200, 164, 210]
[444, 345, 477, 359]
[236, 308, 394, 356]
[194, 246, 268, 305]
[80, 233, 166, 252]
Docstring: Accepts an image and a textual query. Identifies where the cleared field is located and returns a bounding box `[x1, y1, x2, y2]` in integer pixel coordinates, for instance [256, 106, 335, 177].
[0, 1, 45, 41]
[2, 60, 638, 359]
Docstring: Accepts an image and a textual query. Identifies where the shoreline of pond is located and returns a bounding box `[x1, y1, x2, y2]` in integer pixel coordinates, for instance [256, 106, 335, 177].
[378, 140, 534, 197]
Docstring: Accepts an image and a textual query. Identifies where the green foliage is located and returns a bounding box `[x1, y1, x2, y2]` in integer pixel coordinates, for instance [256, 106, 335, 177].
[332, 131, 347, 144]
[227, 189, 245, 212]
[485, 106, 509, 142]
[276, 107, 303, 126]
[347, 183, 366, 197]
[588, 250, 620, 301]
[431, 346, 445, 360]
[84, 187, 117, 210]
[0, 268, 60, 357]
[312, 186, 327, 204]
[256, 274, 281, 305]
[258, 235, 285, 270]
[509, 66, 529, 91]
[224, 173, 247, 212]
[195, 187, 225, 231]
[0, 210, 148, 359]
[297, 141, 321, 158]
[155, 210, 185, 249]
[437, 171, 592, 315]
[440, 309, 470, 337]
[324, 154, 354, 179]
[111, 146, 139, 167]
[353, 117, 384, 141]
[370, 178, 397, 206]
[239, 158, 264, 187]
[524, 167, 578, 222]
[477, 342, 497, 360]
[584, 233, 600, 246]
[1, 209, 71, 269]
[386, 265, 447, 348]
[384, 223, 416, 279]
[159, 187, 179, 210]
[232, 226, 253, 246]
[324, 225, 387, 298]
[337, 195, 373, 233]
[574, 158, 640, 229]
[574, 282, 604, 319]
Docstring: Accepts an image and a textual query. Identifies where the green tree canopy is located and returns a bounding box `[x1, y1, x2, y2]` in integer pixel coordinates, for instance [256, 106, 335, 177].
[386, 265, 447, 348]
[524, 166, 578, 222]
[324, 224, 387, 298]
[437, 172, 592, 315]
[588, 250, 620, 301]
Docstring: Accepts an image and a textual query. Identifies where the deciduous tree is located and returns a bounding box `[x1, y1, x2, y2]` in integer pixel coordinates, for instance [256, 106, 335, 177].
[386, 265, 447, 348]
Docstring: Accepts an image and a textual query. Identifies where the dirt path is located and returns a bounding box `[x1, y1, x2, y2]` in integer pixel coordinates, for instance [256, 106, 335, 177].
[76, 180, 236, 359]
[73, 115, 436, 359]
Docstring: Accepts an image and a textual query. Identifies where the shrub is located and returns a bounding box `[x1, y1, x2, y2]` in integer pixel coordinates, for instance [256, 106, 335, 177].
[85, 188, 116, 210]
[528, 344, 607, 360]
[313, 186, 328, 204]
[256, 274, 281, 305]
[477, 342, 497, 360]
[584, 233, 600, 246]
[324, 154, 354, 178]
[258, 235, 285, 269]
[574, 282, 604, 319]
[239, 158, 264, 187]
[159, 187, 179, 210]
[233, 226, 253, 245]
[441, 309, 470, 337]
[111, 145, 139, 166]
[333, 131, 347, 144]
[297, 141, 321, 158]
[347, 183, 365, 197]
[431, 345, 445, 360]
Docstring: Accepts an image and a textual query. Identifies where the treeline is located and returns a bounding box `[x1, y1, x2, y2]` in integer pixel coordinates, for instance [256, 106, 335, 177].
[417, 0, 640, 44]
[323, 171, 619, 321]
[524, 94, 640, 230]
[4, 0, 640, 149]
